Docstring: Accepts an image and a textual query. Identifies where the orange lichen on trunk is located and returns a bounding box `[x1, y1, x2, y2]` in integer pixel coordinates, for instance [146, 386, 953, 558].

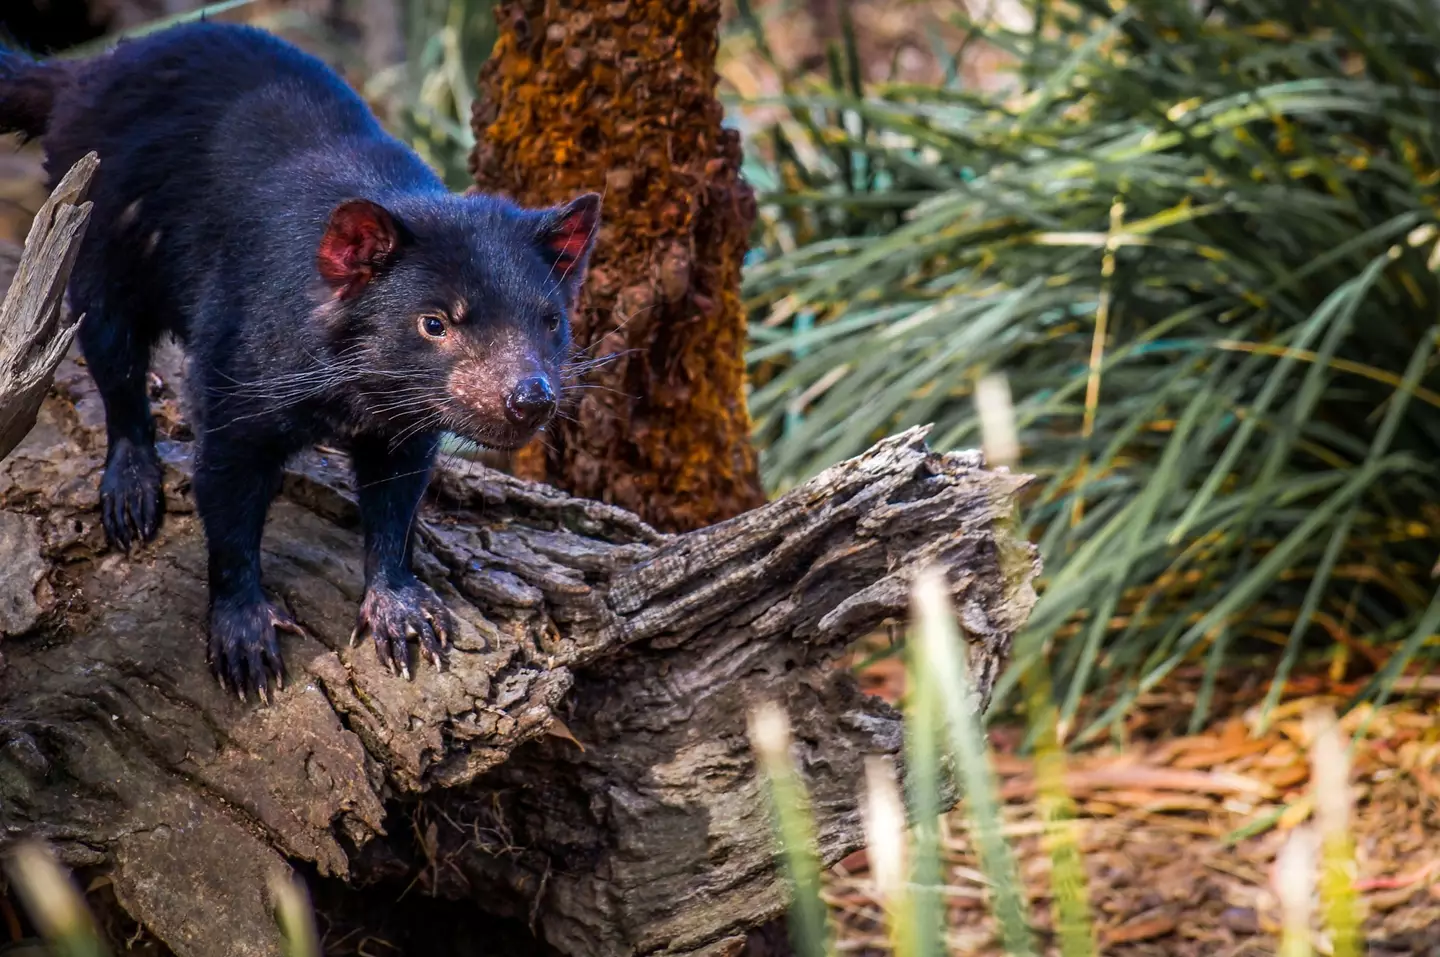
[470, 0, 766, 533]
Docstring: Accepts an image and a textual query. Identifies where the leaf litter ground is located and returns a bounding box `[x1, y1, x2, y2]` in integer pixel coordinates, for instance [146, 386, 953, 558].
[842, 648, 1440, 956]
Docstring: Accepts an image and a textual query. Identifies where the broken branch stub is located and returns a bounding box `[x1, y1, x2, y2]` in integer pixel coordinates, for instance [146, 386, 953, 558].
[0, 152, 97, 462]
[0, 326, 1038, 955]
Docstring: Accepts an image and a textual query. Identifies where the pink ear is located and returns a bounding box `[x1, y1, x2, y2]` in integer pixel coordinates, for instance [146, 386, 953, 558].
[540, 193, 601, 266]
[317, 199, 400, 297]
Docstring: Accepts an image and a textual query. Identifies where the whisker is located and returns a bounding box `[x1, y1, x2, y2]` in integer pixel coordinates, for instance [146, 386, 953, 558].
[356, 461, 442, 490]
[564, 349, 638, 377]
[560, 383, 634, 401]
[389, 410, 448, 452]
[364, 393, 445, 415]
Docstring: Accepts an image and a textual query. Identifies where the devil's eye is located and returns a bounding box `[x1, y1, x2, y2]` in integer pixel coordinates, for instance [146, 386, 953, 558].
[545, 311, 564, 332]
[419, 315, 447, 339]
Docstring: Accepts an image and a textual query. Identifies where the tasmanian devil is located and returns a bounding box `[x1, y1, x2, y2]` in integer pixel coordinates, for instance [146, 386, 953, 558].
[0, 22, 601, 701]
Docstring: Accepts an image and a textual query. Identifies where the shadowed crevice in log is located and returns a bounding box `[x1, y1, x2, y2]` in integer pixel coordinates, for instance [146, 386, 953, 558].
[0, 296, 1038, 956]
[408, 669, 908, 957]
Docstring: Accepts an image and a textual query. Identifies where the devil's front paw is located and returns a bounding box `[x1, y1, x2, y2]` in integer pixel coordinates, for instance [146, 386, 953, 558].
[208, 594, 302, 703]
[352, 578, 451, 679]
[100, 438, 165, 552]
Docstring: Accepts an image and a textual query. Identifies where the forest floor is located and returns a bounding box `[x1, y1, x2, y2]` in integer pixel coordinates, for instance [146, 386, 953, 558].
[840, 646, 1440, 957]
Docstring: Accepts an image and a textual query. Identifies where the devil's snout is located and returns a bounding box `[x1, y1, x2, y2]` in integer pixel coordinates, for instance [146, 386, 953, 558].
[505, 375, 557, 429]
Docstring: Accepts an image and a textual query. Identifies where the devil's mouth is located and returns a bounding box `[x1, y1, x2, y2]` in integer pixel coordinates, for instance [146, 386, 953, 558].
[471, 436, 533, 452]
[450, 420, 548, 452]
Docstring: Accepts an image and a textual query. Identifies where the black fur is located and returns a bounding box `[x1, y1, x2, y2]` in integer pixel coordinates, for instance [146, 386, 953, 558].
[0, 22, 600, 700]
[0, 44, 65, 140]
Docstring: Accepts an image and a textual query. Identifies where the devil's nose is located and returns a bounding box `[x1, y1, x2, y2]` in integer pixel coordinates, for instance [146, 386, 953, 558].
[505, 376, 557, 428]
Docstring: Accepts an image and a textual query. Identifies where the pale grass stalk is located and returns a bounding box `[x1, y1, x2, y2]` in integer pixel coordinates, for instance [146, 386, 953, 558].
[1275, 826, 1320, 957]
[912, 568, 1036, 957]
[1306, 707, 1361, 957]
[976, 372, 1020, 470]
[904, 577, 948, 957]
[1023, 661, 1097, 957]
[976, 368, 1093, 953]
[1071, 196, 1125, 527]
[749, 701, 834, 957]
[861, 756, 916, 957]
[4, 842, 108, 957]
[270, 872, 323, 957]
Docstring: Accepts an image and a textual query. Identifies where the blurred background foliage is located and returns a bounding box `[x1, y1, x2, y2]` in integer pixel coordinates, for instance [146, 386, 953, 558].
[367, 0, 496, 189]
[727, 0, 1440, 746]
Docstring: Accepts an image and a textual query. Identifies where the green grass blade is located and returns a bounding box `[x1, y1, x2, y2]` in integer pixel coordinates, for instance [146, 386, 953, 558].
[4, 843, 110, 957]
[913, 569, 1036, 956]
[904, 603, 947, 957]
[749, 703, 834, 957]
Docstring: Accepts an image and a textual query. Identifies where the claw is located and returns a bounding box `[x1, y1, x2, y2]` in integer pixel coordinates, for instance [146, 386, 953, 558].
[208, 596, 292, 706]
[140, 492, 156, 542]
[104, 495, 130, 552]
[423, 609, 450, 647]
[99, 439, 164, 552]
[126, 492, 141, 541]
[354, 579, 451, 679]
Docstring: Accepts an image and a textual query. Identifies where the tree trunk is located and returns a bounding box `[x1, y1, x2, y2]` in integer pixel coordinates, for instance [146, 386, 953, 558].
[469, 0, 766, 534]
[0, 292, 1037, 956]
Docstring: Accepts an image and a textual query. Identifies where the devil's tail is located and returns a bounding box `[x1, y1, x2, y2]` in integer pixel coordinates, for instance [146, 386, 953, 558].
[0, 45, 69, 141]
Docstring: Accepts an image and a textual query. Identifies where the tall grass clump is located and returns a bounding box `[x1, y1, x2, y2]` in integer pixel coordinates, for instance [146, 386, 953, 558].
[749, 569, 1366, 956]
[733, 0, 1440, 740]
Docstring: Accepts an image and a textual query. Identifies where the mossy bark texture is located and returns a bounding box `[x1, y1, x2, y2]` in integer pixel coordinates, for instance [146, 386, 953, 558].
[470, 0, 765, 533]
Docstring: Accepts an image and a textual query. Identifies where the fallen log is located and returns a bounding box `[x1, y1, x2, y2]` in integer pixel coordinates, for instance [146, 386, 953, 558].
[0, 152, 96, 463]
[0, 265, 1038, 956]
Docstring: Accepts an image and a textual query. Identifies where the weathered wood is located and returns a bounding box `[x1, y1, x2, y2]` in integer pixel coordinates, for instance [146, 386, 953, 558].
[0, 152, 97, 463]
[0, 291, 1037, 955]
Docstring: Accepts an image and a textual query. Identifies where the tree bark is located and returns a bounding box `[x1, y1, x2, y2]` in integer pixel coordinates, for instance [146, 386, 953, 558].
[0, 262, 1037, 956]
[469, 0, 766, 534]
